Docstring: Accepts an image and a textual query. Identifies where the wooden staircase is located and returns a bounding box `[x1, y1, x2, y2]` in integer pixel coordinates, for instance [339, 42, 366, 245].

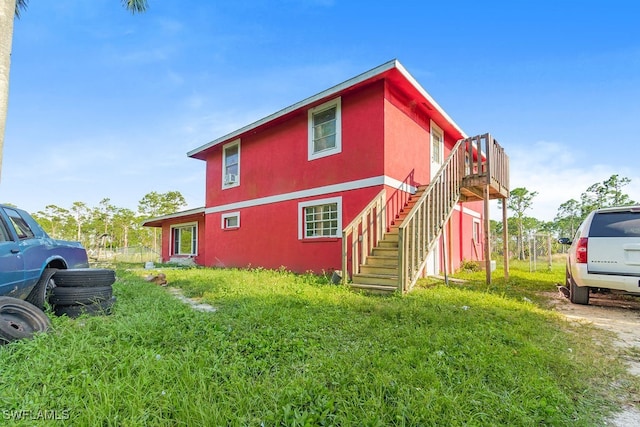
[349, 187, 425, 293]
[342, 133, 510, 294]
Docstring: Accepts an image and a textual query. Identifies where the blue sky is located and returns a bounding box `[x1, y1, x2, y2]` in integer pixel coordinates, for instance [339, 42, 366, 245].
[2, 0, 639, 221]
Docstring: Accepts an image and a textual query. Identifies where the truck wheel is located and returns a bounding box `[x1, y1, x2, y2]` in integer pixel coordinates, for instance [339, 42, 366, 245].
[0, 297, 51, 344]
[54, 297, 116, 318]
[50, 286, 113, 306]
[53, 269, 116, 288]
[25, 268, 58, 310]
[568, 274, 590, 305]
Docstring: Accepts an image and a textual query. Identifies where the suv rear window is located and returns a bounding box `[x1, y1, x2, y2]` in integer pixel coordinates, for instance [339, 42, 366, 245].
[590, 211, 640, 238]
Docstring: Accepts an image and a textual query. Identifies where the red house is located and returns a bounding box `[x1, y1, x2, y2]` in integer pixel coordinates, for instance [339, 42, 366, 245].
[143, 60, 509, 293]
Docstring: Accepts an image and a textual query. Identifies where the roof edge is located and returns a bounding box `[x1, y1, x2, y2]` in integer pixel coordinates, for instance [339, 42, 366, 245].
[187, 58, 469, 158]
[142, 207, 205, 227]
[187, 59, 400, 159]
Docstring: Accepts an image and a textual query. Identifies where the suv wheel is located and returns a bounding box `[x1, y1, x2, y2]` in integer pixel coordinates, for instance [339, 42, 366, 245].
[568, 271, 590, 305]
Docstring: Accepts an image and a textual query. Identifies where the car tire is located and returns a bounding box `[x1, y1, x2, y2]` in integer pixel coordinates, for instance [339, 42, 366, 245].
[568, 272, 590, 305]
[0, 297, 51, 344]
[54, 297, 116, 318]
[53, 268, 116, 288]
[49, 286, 113, 306]
[25, 268, 58, 310]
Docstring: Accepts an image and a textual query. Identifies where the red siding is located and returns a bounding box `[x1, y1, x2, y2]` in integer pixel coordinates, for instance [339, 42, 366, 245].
[157, 214, 206, 264]
[205, 82, 386, 208]
[205, 187, 380, 273]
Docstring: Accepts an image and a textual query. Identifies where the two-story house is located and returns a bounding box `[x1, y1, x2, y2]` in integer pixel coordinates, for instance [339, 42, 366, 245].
[143, 59, 509, 293]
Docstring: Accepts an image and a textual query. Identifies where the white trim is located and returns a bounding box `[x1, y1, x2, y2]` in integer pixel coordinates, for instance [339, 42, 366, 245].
[222, 139, 240, 189]
[221, 211, 240, 229]
[298, 196, 342, 240]
[206, 175, 414, 214]
[170, 222, 198, 256]
[188, 59, 467, 159]
[308, 97, 342, 160]
[453, 204, 482, 219]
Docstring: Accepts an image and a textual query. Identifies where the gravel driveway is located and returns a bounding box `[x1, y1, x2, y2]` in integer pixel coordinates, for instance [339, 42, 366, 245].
[548, 290, 640, 426]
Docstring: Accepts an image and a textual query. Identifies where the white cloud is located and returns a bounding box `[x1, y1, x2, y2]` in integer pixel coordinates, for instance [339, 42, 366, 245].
[507, 140, 640, 221]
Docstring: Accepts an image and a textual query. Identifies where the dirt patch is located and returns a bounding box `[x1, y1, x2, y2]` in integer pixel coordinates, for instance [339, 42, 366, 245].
[166, 287, 217, 313]
[546, 289, 640, 425]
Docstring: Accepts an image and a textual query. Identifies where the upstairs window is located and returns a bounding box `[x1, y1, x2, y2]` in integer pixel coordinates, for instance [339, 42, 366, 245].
[222, 140, 240, 189]
[430, 121, 444, 179]
[308, 98, 342, 160]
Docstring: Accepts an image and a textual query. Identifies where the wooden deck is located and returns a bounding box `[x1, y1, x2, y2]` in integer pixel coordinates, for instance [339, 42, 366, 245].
[460, 133, 509, 202]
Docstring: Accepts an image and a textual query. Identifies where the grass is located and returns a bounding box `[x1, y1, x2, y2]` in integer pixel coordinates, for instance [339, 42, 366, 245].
[0, 262, 636, 425]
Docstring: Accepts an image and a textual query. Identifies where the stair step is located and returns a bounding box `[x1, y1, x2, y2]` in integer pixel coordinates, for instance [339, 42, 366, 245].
[360, 265, 398, 275]
[365, 255, 398, 267]
[352, 273, 398, 287]
[377, 240, 398, 248]
[383, 232, 398, 242]
[348, 283, 398, 294]
[371, 247, 398, 257]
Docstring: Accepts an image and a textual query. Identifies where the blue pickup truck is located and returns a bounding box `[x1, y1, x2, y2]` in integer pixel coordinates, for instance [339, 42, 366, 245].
[0, 204, 89, 303]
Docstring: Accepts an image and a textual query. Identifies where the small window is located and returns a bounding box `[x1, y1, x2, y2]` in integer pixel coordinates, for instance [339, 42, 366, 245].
[221, 212, 240, 230]
[222, 140, 240, 189]
[298, 197, 342, 239]
[431, 122, 444, 166]
[473, 219, 481, 244]
[308, 98, 342, 160]
[3, 208, 35, 240]
[171, 223, 197, 256]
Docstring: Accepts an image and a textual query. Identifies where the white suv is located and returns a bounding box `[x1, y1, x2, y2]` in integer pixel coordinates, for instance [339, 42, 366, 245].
[564, 205, 640, 304]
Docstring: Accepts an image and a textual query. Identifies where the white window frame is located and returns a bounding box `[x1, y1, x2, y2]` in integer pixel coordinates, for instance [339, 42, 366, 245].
[298, 196, 342, 240]
[222, 139, 240, 189]
[308, 97, 342, 161]
[170, 222, 198, 256]
[221, 211, 240, 230]
[430, 121, 444, 171]
[473, 219, 481, 244]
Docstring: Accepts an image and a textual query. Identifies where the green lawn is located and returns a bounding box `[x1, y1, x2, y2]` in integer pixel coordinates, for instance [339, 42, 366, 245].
[0, 262, 636, 426]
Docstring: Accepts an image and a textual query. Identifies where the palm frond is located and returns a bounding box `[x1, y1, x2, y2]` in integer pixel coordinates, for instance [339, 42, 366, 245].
[122, 0, 148, 14]
[15, 0, 28, 19]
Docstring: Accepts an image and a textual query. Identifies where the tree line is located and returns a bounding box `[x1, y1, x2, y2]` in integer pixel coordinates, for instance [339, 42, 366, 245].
[494, 174, 637, 259]
[29, 191, 186, 256]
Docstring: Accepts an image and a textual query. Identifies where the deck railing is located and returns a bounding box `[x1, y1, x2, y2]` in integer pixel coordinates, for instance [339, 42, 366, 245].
[461, 133, 509, 193]
[342, 189, 386, 283]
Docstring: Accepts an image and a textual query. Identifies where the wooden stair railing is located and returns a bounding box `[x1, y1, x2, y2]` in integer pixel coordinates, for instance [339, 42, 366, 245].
[343, 134, 509, 293]
[342, 189, 386, 284]
[397, 138, 467, 292]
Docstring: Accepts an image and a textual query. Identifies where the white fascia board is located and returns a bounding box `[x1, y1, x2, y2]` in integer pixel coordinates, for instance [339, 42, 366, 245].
[188, 60, 400, 159]
[142, 207, 205, 226]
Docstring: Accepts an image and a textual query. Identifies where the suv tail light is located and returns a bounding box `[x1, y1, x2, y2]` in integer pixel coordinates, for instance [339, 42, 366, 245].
[575, 237, 588, 263]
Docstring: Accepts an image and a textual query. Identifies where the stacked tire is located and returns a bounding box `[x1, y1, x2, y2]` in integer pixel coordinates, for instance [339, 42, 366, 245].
[50, 269, 116, 318]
